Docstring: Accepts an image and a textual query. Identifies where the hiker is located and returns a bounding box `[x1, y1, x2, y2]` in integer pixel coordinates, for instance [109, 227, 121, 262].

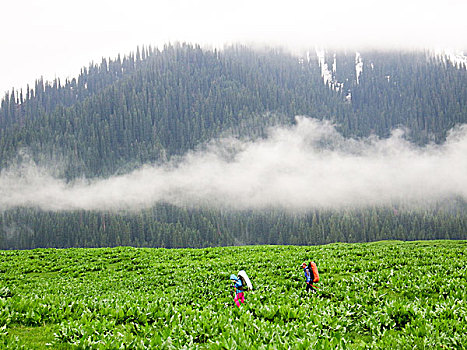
[230, 274, 245, 307]
[302, 261, 319, 293]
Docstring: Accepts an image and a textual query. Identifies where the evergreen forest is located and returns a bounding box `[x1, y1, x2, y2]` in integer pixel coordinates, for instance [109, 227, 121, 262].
[0, 43, 466, 249]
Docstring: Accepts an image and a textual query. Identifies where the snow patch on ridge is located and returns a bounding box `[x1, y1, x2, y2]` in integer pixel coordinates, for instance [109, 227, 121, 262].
[445, 50, 467, 69]
[434, 49, 467, 69]
[355, 52, 363, 84]
[316, 49, 333, 85]
[315, 49, 343, 92]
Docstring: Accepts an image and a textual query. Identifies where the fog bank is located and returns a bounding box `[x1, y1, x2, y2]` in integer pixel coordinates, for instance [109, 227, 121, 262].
[1, 117, 466, 212]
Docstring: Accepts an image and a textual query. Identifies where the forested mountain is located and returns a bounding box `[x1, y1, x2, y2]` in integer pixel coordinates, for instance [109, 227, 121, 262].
[1, 43, 466, 249]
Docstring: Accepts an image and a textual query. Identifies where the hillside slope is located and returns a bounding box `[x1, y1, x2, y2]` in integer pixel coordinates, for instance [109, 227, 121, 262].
[0, 44, 466, 249]
[1, 45, 466, 178]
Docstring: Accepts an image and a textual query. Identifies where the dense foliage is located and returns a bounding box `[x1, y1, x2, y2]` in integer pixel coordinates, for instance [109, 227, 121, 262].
[1, 205, 465, 249]
[2, 45, 466, 176]
[1, 241, 466, 348]
[0, 44, 466, 248]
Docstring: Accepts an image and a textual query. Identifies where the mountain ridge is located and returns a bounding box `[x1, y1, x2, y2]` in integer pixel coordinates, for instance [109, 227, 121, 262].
[0, 43, 465, 249]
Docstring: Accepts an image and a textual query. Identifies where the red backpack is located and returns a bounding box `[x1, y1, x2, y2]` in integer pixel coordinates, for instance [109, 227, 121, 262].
[308, 261, 319, 283]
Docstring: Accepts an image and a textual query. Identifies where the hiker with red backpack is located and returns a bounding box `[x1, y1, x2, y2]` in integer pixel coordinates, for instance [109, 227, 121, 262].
[302, 261, 319, 293]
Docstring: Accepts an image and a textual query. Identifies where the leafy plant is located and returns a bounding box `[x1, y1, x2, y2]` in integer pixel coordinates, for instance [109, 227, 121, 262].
[0, 241, 465, 348]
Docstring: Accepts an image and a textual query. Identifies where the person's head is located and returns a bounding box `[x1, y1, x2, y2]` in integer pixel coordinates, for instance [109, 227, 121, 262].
[230, 274, 237, 281]
[301, 262, 307, 269]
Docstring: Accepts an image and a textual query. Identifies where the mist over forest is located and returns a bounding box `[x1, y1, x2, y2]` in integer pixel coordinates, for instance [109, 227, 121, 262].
[1, 44, 466, 249]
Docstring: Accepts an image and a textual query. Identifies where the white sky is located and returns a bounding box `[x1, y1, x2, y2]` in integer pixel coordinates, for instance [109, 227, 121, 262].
[1, 0, 466, 96]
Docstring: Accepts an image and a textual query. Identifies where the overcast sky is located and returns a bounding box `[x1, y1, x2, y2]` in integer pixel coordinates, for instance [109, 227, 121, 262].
[1, 0, 466, 96]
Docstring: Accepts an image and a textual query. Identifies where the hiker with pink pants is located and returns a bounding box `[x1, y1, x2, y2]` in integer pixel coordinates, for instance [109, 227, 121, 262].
[230, 274, 245, 307]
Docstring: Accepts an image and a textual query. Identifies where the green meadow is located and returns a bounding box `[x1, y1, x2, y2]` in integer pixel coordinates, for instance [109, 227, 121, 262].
[1, 240, 466, 349]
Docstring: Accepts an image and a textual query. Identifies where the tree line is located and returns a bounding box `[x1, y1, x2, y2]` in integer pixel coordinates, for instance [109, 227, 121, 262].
[1, 204, 465, 249]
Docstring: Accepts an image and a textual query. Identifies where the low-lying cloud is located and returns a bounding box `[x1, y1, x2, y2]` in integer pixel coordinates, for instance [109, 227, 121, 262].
[1, 117, 466, 212]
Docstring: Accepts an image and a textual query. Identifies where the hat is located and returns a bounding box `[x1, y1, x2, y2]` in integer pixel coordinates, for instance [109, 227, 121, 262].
[230, 274, 237, 280]
[301, 262, 307, 268]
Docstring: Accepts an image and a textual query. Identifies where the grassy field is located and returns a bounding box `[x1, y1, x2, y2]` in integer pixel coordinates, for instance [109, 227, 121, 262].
[0, 240, 466, 349]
